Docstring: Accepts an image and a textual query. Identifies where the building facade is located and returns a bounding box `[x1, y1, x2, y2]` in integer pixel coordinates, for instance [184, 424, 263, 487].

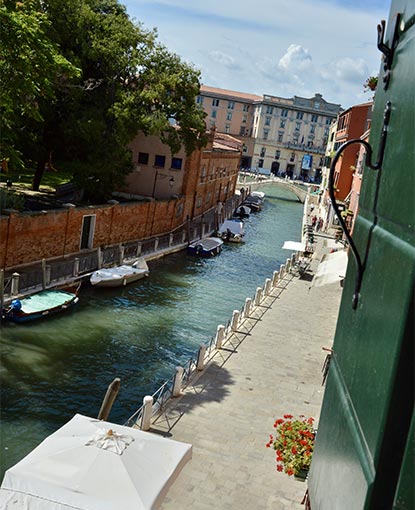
[198, 85, 342, 181]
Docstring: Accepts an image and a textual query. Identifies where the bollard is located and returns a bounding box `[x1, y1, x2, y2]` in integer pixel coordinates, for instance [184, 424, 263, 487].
[97, 247, 103, 269]
[169, 233, 174, 246]
[197, 344, 207, 371]
[41, 259, 47, 289]
[286, 257, 291, 271]
[254, 286, 263, 306]
[136, 242, 142, 257]
[73, 258, 80, 277]
[45, 265, 51, 288]
[154, 238, 159, 251]
[243, 297, 252, 318]
[279, 264, 286, 279]
[264, 278, 272, 296]
[172, 366, 184, 397]
[141, 395, 154, 431]
[11, 272, 20, 296]
[119, 244, 125, 265]
[215, 324, 226, 349]
[182, 231, 187, 243]
[272, 271, 279, 287]
[97, 377, 121, 421]
[231, 310, 240, 332]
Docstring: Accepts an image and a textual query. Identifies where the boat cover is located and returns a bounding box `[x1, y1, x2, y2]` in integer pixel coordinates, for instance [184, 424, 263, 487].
[218, 220, 244, 236]
[16, 290, 76, 314]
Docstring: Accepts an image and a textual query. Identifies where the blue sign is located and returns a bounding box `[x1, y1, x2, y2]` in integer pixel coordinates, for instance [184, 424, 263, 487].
[301, 154, 313, 170]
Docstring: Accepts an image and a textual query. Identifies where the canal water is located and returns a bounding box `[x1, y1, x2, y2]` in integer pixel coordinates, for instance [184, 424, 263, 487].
[0, 185, 303, 477]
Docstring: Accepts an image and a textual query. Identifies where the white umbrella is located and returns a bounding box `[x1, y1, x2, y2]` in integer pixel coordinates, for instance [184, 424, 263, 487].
[0, 414, 192, 510]
[282, 240, 306, 252]
[312, 250, 348, 287]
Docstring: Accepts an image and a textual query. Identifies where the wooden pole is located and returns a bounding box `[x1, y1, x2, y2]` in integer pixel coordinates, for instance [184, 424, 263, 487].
[97, 377, 121, 421]
[0, 269, 4, 312]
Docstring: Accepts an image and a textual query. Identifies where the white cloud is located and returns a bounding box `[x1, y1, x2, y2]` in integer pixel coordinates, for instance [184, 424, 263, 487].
[278, 44, 312, 72]
[209, 50, 238, 69]
[334, 57, 369, 83]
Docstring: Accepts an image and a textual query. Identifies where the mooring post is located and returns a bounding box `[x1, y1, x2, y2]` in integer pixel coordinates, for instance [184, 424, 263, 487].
[172, 366, 184, 397]
[169, 233, 174, 247]
[197, 344, 207, 371]
[215, 324, 225, 349]
[97, 247, 103, 269]
[141, 395, 154, 431]
[272, 271, 279, 287]
[11, 272, 20, 296]
[279, 264, 286, 279]
[243, 297, 252, 318]
[154, 238, 159, 252]
[285, 257, 291, 271]
[231, 310, 240, 331]
[73, 258, 80, 277]
[254, 286, 262, 306]
[41, 259, 47, 290]
[0, 269, 4, 312]
[97, 377, 121, 421]
[136, 242, 142, 257]
[264, 278, 272, 296]
[119, 244, 125, 265]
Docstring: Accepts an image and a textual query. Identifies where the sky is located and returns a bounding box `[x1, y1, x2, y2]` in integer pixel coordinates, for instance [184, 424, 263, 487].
[122, 0, 391, 109]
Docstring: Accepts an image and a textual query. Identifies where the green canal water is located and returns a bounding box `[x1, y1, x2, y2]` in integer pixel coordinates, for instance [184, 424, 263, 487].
[0, 185, 303, 477]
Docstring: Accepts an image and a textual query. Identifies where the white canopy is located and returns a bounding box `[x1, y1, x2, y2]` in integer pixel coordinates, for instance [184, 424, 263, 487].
[312, 250, 348, 287]
[218, 219, 244, 236]
[282, 241, 306, 252]
[0, 414, 192, 510]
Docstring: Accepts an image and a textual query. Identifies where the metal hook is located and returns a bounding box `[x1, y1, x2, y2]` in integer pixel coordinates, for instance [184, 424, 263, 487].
[328, 102, 391, 309]
[377, 14, 401, 90]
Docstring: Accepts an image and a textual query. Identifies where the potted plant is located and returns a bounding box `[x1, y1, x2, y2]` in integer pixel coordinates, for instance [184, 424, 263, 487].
[266, 414, 315, 480]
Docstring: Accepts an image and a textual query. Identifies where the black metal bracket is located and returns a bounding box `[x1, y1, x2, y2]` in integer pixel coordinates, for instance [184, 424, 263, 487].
[328, 102, 392, 309]
[377, 14, 401, 90]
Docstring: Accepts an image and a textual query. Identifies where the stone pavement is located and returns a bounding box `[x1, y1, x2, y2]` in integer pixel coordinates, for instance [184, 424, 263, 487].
[154, 239, 343, 510]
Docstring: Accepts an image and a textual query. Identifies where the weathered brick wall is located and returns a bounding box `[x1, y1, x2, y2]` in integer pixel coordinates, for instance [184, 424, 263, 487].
[0, 197, 187, 269]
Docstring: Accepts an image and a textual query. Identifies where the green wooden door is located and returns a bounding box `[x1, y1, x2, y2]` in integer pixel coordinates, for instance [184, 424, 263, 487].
[308, 1, 415, 509]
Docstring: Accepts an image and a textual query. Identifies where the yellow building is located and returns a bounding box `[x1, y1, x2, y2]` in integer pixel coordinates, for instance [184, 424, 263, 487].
[198, 85, 342, 182]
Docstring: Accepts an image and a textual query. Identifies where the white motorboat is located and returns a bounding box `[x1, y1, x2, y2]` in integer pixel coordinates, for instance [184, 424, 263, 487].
[90, 258, 149, 287]
[251, 191, 265, 201]
[233, 205, 251, 218]
[218, 219, 245, 243]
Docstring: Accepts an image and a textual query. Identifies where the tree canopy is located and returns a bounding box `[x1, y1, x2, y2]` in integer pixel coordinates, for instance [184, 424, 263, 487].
[1, 0, 206, 200]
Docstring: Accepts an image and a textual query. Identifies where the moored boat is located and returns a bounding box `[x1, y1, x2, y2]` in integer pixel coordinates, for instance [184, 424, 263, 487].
[2, 286, 80, 323]
[90, 258, 149, 287]
[233, 205, 251, 219]
[218, 219, 245, 243]
[187, 237, 224, 257]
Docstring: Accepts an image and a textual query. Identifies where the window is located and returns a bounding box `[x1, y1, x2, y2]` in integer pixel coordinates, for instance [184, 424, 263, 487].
[258, 159, 264, 168]
[280, 119, 286, 129]
[225, 125, 230, 133]
[275, 150, 280, 159]
[290, 152, 295, 162]
[296, 112, 304, 120]
[212, 98, 220, 107]
[263, 130, 269, 140]
[310, 124, 316, 134]
[295, 122, 301, 131]
[138, 152, 149, 165]
[265, 116, 271, 126]
[154, 154, 166, 167]
[278, 131, 284, 142]
[226, 112, 232, 121]
[196, 96, 203, 104]
[171, 157, 182, 170]
[324, 127, 329, 137]
[242, 144, 248, 153]
[200, 166, 206, 183]
[196, 196, 202, 208]
[281, 109, 288, 117]
[314, 101, 321, 109]
[239, 126, 246, 136]
[242, 114, 247, 123]
[266, 106, 273, 115]
[211, 110, 217, 118]
[311, 114, 319, 122]
[260, 147, 266, 157]
[243, 104, 249, 112]
[326, 118, 331, 125]
[228, 101, 235, 109]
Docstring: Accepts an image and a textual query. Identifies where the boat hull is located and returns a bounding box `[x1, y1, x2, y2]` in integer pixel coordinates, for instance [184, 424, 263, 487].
[91, 272, 148, 287]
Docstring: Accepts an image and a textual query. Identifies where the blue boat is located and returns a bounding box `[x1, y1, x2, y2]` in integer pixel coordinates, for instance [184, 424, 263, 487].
[187, 237, 224, 257]
[2, 286, 80, 323]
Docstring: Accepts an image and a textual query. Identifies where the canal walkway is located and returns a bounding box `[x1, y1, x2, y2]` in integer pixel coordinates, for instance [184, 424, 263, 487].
[147, 234, 344, 510]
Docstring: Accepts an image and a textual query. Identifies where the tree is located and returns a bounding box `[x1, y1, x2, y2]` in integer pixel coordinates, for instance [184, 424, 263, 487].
[14, 0, 207, 199]
[0, 0, 79, 168]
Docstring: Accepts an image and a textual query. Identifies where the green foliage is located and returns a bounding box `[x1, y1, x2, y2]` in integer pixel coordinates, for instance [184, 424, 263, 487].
[0, 189, 25, 212]
[3, 0, 207, 199]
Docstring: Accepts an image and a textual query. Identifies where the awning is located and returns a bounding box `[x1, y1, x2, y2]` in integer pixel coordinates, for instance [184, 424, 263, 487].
[312, 250, 348, 287]
[282, 241, 306, 252]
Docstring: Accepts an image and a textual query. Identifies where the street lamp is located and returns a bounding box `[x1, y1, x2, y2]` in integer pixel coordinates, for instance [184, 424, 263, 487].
[151, 171, 175, 198]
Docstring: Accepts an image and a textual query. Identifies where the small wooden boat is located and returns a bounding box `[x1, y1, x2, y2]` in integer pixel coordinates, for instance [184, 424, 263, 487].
[233, 205, 251, 219]
[243, 196, 263, 212]
[251, 191, 265, 201]
[218, 219, 245, 243]
[2, 286, 80, 323]
[90, 258, 149, 287]
[187, 237, 224, 257]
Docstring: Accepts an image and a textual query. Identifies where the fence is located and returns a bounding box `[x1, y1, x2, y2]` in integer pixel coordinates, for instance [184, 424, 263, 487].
[124, 251, 300, 431]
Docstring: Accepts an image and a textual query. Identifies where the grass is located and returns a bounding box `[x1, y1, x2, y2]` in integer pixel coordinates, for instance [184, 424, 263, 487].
[0, 167, 73, 190]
